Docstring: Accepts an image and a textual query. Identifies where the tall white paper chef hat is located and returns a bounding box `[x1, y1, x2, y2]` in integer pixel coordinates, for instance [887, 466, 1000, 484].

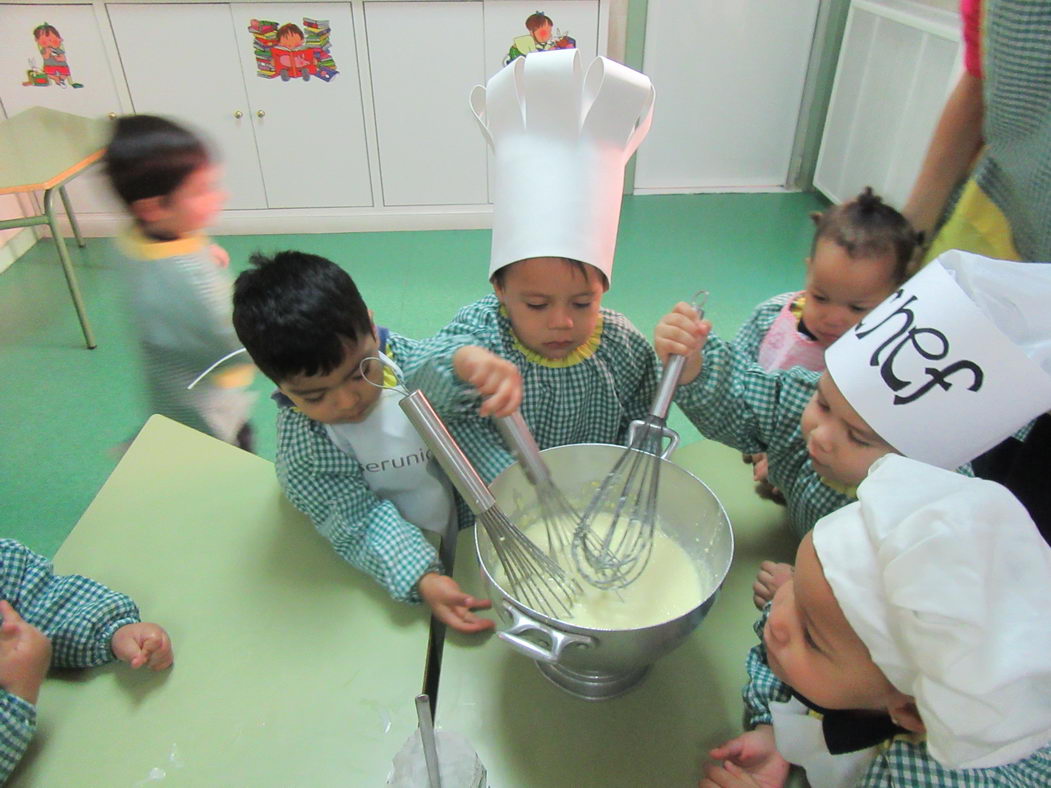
[813, 454, 1051, 770]
[825, 250, 1051, 469]
[470, 49, 655, 284]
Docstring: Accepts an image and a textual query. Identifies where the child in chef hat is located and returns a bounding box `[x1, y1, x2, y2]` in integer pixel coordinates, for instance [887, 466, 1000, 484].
[655, 250, 1051, 605]
[426, 49, 662, 460]
[700, 454, 1051, 788]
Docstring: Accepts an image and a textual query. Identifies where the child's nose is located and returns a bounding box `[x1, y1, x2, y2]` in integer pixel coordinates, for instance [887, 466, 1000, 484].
[809, 423, 833, 452]
[548, 307, 573, 329]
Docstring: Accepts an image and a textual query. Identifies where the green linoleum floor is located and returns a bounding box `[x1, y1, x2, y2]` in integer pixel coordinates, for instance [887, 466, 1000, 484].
[0, 191, 827, 558]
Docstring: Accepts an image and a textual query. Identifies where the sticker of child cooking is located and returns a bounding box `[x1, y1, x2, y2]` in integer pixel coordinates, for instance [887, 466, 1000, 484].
[503, 11, 576, 66]
[24, 23, 84, 88]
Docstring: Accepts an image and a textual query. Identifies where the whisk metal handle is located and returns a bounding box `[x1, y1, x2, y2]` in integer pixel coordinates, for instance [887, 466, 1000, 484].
[399, 389, 496, 515]
[495, 411, 550, 487]
[650, 354, 686, 420]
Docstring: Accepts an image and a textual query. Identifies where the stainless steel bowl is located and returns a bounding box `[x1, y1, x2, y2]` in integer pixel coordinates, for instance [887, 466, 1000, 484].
[476, 443, 734, 700]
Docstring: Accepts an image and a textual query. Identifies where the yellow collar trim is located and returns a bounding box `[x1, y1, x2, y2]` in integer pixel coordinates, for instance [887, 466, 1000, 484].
[117, 226, 208, 260]
[382, 363, 398, 388]
[789, 293, 807, 321]
[819, 475, 858, 499]
[500, 305, 604, 368]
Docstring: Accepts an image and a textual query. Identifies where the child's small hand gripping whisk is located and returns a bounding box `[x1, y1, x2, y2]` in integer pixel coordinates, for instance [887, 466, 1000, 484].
[573, 291, 709, 590]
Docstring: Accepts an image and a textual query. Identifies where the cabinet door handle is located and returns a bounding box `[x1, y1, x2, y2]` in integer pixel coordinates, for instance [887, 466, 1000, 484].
[234, 110, 244, 119]
[256, 110, 266, 118]
[108, 112, 117, 120]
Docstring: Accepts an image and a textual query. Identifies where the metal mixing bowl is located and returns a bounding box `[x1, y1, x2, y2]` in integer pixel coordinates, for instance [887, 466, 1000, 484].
[476, 443, 734, 700]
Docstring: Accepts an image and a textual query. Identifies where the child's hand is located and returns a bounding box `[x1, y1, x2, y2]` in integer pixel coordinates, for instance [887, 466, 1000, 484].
[0, 600, 52, 704]
[111, 622, 174, 671]
[418, 573, 494, 634]
[751, 453, 769, 483]
[209, 243, 230, 268]
[701, 727, 790, 788]
[655, 302, 711, 385]
[453, 346, 522, 418]
[753, 562, 794, 611]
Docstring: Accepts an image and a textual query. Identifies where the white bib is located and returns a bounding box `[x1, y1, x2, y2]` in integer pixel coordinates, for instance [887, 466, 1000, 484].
[324, 386, 455, 538]
[757, 296, 826, 372]
[770, 696, 877, 788]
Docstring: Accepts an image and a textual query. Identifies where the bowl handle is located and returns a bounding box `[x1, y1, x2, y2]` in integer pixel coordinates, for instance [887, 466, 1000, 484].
[497, 603, 594, 663]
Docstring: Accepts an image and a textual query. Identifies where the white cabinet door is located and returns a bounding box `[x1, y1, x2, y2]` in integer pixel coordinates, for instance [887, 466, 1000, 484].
[814, 1, 961, 208]
[364, 1, 488, 206]
[0, 5, 124, 214]
[635, 0, 821, 192]
[230, 4, 372, 208]
[107, 3, 268, 210]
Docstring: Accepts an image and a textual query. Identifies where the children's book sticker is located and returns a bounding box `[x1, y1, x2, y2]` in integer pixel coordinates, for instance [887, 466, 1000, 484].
[22, 23, 83, 88]
[504, 11, 576, 66]
[248, 18, 338, 82]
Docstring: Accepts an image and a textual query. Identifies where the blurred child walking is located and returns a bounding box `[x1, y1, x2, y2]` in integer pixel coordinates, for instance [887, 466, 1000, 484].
[104, 115, 255, 450]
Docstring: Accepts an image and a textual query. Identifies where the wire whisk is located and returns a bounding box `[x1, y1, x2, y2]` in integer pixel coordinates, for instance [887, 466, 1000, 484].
[573, 292, 708, 590]
[399, 390, 581, 619]
[495, 411, 581, 566]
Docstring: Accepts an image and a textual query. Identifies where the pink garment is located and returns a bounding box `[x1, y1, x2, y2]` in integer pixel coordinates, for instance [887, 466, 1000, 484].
[961, 0, 982, 78]
[757, 294, 826, 372]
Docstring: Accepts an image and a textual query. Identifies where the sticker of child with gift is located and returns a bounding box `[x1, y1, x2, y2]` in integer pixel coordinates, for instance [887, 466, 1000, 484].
[503, 11, 576, 66]
[29, 23, 83, 88]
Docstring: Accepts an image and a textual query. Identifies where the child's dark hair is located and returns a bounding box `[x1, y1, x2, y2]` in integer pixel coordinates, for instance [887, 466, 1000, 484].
[490, 257, 608, 290]
[33, 23, 61, 41]
[810, 187, 919, 284]
[103, 115, 209, 206]
[526, 13, 553, 32]
[233, 251, 372, 384]
[277, 22, 303, 41]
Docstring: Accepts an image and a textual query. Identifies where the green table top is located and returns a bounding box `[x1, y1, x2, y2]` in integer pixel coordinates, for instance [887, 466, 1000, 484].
[0, 106, 109, 194]
[9, 416, 431, 787]
[435, 438, 801, 787]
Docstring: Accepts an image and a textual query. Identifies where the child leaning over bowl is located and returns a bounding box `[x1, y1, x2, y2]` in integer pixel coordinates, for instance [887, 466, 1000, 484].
[232, 251, 522, 634]
[733, 188, 917, 503]
[0, 540, 173, 782]
[655, 250, 1051, 607]
[429, 50, 660, 459]
[700, 455, 1051, 788]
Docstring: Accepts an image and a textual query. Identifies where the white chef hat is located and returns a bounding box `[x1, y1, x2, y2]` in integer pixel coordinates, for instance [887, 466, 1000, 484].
[824, 250, 1051, 469]
[813, 454, 1051, 770]
[470, 49, 655, 284]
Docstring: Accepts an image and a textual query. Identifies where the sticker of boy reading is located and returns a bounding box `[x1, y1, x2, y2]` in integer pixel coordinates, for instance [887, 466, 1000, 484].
[503, 11, 576, 66]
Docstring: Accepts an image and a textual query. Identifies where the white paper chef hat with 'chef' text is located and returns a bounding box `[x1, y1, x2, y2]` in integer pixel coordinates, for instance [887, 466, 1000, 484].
[825, 250, 1051, 469]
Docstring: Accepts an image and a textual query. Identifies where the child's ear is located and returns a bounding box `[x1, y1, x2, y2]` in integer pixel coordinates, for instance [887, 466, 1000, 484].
[887, 696, 925, 734]
[129, 195, 167, 224]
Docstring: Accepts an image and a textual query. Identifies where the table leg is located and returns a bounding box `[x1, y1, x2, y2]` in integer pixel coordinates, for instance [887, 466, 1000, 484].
[58, 185, 85, 248]
[44, 188, 97, 349]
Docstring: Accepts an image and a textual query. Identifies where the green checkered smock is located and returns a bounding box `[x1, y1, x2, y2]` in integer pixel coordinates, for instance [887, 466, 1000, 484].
[426, 295, 660, 452]
[674, 332, 854, 538]
[0, 540, 140, 783]
[275, 332, 515, 604]
[743, 607, 1051, 786]
[732, 291, 800, 363]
